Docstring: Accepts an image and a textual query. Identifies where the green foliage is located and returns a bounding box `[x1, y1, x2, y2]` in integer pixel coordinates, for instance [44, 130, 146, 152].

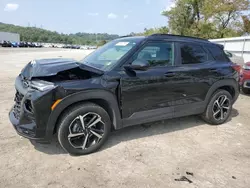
[143, 27, 169, 35]
[0, 22, 119, 45]
[162, 0, 250, 39]
[162, 0, 201, 36]
[242, 15, 250, 34]
[132, 26, 169, 36]
[97, 40, 107, 46]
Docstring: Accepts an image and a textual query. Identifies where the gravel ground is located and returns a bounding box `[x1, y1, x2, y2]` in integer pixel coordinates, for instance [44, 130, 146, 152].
[0, 48, 250, 188]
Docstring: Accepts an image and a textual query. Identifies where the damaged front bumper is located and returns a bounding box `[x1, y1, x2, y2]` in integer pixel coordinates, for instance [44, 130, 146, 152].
[9, 106, 39, 140]
[9, 75, 57, 143]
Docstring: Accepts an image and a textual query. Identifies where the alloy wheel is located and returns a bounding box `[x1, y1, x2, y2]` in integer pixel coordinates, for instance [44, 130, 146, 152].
[68, 112, 105, 150]
[212, 95, 230, 121]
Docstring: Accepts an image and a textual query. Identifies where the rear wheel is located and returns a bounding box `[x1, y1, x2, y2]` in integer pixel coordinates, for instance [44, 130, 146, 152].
[57, 102, 111, 155]
[242, 87, 250, 94]
[201, 90, 232, 125]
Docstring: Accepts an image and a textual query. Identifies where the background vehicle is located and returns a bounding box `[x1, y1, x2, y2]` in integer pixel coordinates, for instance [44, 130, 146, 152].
[11, 42, 18, 47]
[62, 44, 72, 48]
[18, 42, 28, 48]
[80, 46, 89, 50]
[27, 42, 36, 48]
[9, 34, 240, 155]
[240, 62, 250, 94]
[36, 43, 43, 48]
[2, 41, 12, 47]
[72, 45, 80, 49]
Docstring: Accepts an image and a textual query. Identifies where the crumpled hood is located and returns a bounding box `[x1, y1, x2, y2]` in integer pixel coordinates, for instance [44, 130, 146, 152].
[21, 58, 103, 80]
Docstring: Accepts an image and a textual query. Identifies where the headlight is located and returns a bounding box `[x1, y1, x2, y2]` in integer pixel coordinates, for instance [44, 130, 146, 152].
[30, 80, 56, 91]
[243, 64, 250, 70]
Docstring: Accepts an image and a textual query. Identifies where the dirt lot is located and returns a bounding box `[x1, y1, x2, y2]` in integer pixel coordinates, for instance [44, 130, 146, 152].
[0, 48, 250, 188]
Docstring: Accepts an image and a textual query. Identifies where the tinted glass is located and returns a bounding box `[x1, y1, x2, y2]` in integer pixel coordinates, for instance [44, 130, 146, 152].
[180, 43, 209, 64]
[132, 42, 174, 67]
[207, 45, 229, 61]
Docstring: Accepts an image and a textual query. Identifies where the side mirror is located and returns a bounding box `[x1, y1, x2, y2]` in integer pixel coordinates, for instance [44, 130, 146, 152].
[124, 59, 149, 71]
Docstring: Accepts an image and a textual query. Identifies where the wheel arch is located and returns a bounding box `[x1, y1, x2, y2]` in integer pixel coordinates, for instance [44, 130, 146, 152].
[45, 89, 122, 140]
[205, 79, 239, 105]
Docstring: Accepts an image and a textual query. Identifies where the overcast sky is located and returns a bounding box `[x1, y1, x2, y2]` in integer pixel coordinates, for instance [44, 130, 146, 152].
[0, 0, 174, 35]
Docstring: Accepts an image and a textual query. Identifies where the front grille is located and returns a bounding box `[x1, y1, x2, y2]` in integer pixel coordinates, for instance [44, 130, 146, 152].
[13, 91, 24, 119]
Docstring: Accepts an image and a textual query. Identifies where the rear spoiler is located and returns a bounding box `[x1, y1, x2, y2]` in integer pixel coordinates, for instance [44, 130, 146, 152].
[216, 44, 224, 50]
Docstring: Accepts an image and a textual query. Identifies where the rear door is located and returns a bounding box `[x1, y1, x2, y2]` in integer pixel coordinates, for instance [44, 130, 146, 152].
[171, 42, 224, 110]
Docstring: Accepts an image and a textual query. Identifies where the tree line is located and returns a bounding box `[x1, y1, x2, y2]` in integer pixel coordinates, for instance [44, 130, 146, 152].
[0, 22, 119, 45]
[138, 0, 250, 39]
[1, 0, 250, 44]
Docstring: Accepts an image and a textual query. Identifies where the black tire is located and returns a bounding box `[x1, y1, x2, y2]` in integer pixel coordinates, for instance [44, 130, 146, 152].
[201, 90, 232, 125]
[242, 87, 250, 94]
[57, 102, 111, 155]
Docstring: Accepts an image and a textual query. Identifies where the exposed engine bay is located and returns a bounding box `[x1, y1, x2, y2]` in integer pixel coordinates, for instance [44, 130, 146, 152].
[34, 67, 100, 82]
[20, 58, 103, 83]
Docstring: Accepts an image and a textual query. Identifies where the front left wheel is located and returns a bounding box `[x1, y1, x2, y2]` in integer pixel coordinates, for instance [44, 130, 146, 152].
[57, 102, 111, 155]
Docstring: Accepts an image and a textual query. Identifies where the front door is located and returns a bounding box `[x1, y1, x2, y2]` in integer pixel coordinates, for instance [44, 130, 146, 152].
[120, 41, 178, 122]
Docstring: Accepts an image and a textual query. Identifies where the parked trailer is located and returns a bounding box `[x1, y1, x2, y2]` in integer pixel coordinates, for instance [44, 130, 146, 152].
[0, 32, 20, 43]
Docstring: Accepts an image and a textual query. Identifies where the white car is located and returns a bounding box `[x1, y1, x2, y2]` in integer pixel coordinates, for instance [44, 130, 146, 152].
[80, 46, 89, 50]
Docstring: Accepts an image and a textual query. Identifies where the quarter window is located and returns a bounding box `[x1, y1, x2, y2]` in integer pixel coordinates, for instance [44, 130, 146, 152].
[180, 43, 209, 64]
[207, 46, 230, 62]
[132, 42, 175, 67]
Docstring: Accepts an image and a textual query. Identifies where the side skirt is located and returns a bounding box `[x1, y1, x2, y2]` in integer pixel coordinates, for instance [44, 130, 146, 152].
[121, 102, 206, 128]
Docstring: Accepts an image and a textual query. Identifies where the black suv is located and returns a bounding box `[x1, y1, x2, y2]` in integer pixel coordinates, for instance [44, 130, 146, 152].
[9, 34, 240, 155]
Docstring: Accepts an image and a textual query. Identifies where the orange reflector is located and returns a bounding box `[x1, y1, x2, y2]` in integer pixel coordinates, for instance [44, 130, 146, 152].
[51, 99, 62, 110]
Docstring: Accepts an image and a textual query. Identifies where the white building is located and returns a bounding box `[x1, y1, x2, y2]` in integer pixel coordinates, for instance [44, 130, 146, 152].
[210, 36, 250, 63]
[0, 31, 20, 42]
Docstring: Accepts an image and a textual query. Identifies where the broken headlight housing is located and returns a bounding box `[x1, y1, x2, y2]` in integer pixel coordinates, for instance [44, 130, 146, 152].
[30, 80, 56, 92]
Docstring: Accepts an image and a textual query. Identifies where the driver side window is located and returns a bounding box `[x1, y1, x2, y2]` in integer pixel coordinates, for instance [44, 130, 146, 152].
[132, 42, 175, 67]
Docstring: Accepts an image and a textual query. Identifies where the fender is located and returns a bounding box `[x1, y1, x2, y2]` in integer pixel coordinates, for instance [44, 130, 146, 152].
[204, 79, 239, 104]
[45, 89, 122, 140]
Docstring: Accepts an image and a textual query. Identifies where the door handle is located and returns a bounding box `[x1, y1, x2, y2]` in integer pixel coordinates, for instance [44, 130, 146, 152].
[164, 72, 176, 77]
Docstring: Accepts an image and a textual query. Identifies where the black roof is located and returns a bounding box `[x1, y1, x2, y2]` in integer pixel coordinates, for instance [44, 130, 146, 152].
[148, 34, 210, 43]
[117, 34, 216, 45]
[116, 36, 145, 41]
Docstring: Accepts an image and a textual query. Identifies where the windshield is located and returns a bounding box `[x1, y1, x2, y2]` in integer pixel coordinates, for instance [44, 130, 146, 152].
[80, 37, 143, 71]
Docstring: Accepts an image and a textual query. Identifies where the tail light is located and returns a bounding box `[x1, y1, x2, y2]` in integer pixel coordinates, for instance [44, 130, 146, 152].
[232, 64, 241, 73]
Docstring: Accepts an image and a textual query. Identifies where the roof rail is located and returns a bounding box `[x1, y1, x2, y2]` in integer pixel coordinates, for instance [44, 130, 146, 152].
[119, 35, 134, 38]
[149, 34, 208, 41]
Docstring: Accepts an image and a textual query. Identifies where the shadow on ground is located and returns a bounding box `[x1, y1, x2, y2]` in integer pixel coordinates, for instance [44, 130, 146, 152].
[30, 108, 239, 155]
[103, 108, 239, 151]
[240, 90, 250, 97]
[30, 138, 67, 155]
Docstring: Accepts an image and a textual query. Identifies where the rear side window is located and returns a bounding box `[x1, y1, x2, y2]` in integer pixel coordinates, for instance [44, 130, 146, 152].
[206, 45, 229, 62]
[180, 43, 209, 64]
